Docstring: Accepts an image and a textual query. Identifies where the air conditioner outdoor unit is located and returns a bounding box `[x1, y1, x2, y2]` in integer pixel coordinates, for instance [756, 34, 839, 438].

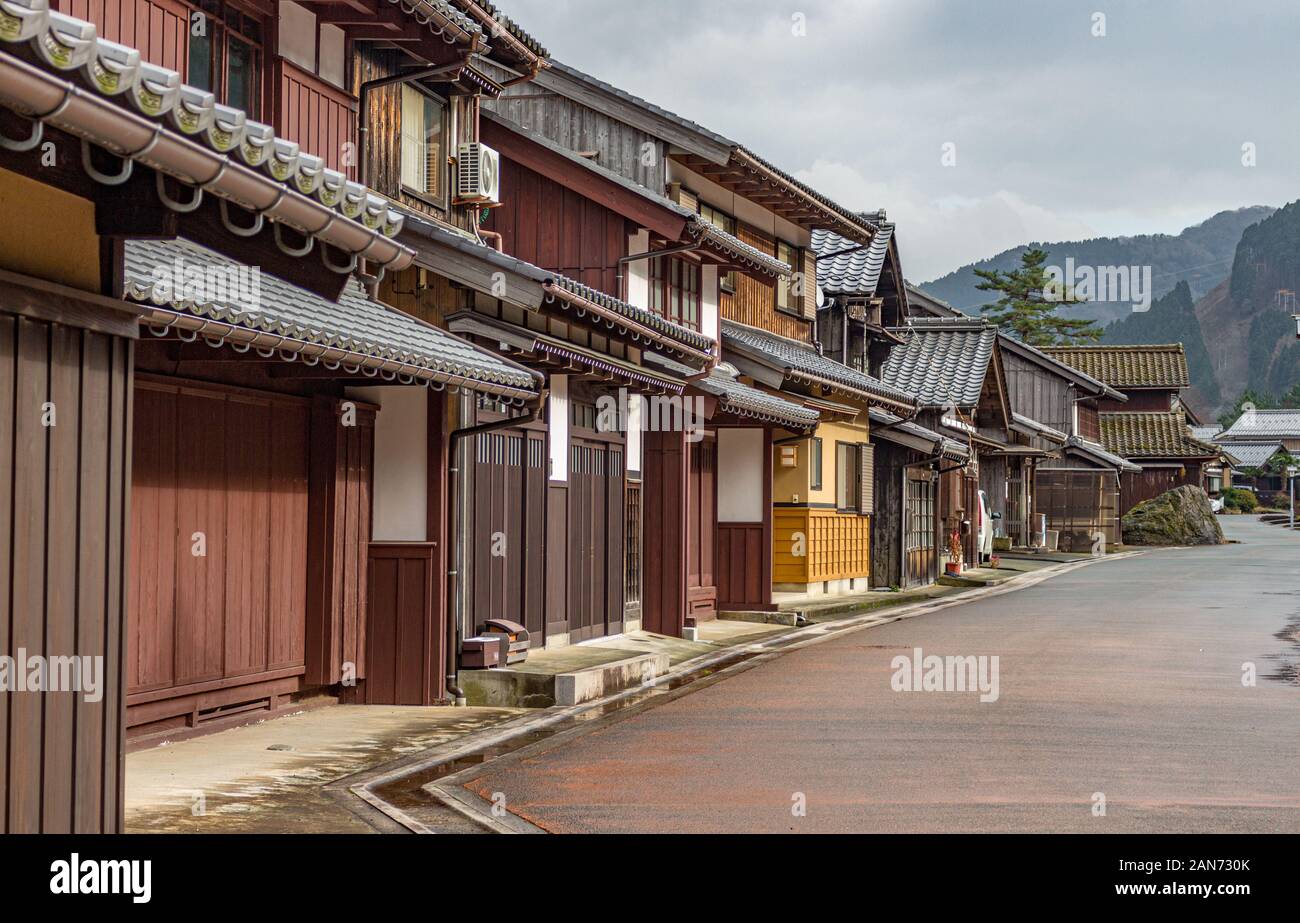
[456, 141, 501, 205]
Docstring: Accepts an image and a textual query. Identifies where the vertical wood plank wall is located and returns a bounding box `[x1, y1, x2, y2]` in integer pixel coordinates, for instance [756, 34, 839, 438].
[128, 378, 310, 728]
[485, 157, 628, 297]
[1, 314, 133, 833]
[56, 0, 190, 75]
[305, 395, 374, 688]
[277, 61, 357, 177]
[641, 429, 688, 636]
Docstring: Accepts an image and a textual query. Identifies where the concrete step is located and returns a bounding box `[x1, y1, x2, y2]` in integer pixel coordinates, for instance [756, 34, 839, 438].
[460, 651, 669, 709]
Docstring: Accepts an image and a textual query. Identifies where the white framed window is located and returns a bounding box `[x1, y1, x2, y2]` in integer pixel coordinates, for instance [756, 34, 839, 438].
[401, 85, 447, 204]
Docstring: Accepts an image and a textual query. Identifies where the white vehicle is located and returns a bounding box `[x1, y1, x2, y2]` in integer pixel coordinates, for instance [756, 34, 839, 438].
[976, 489, 994, 561]
[1209, 495, 1225, 513]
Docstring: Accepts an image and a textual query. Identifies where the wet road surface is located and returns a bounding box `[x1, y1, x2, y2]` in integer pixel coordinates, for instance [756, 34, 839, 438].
[462, 517, 1300, 833]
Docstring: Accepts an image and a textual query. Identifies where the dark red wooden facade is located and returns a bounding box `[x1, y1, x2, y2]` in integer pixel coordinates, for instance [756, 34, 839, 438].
[0, 276, 136, 833]
[484, 156, 630, 296]
[128, 377, 311, 733]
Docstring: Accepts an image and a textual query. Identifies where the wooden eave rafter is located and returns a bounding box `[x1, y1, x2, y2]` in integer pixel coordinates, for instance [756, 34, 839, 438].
[672, 151, 874, 242]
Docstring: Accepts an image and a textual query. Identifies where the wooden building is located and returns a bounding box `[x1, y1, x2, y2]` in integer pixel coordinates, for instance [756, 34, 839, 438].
[0, 0, 555, 826]
[475, 58, 918, 607]
[1042, 344, 1220, 513]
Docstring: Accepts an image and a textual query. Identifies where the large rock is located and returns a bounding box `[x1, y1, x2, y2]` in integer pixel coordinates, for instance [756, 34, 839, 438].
[1121, 485, 1225, 546]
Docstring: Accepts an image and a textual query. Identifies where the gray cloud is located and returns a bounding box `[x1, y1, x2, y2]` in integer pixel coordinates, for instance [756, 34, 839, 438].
[499, 0, 1297, 280]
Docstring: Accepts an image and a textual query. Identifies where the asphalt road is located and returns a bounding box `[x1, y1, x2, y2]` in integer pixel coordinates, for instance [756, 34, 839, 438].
[463, 517, 1300, 833]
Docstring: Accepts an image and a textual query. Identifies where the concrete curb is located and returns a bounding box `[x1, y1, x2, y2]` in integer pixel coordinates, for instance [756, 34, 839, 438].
[354, 550, 1142, 833]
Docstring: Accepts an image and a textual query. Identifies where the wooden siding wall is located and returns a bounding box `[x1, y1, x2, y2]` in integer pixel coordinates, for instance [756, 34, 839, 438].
[484, 156, 628, 297]
[1120, 464, 1202, 516]
[1002, 351, 1072, 447]
[1101, 390, 1175, 413]
[721, 222, 811, 342]
[773, 508, 870, 585]
[356, 45, 473, 225]
[0, 313, 133, 833]
[1035, 469, 1119, 552]
[485, 88, 667, 192]
[362, 543, 438, 705]
[305, 395, 374, 688]
[469, 426, 547, 640]
[641, 428, 687, 636]
[56, 0, 189, 74]
[869, 443, 906, 589]
[129, 378, 309, 728]
[685, 435, 716, 619]
[277, 60, 356, 177]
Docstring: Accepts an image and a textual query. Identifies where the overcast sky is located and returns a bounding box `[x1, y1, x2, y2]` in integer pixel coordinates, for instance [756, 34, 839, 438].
[498, 0, 1297, 281]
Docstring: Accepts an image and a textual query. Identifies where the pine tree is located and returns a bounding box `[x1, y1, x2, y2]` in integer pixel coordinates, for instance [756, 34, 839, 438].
[975, 248, 1104, 346]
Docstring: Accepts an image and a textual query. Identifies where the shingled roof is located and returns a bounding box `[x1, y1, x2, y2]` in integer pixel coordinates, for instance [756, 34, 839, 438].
[1099, 412, 1221, 459]
[811, 222, 893, 297]
[879, 317, 998, 407]
[1040, 344, 1190, 389]
[722, 320, 916, 408]
[1218, 408, 1300, 440]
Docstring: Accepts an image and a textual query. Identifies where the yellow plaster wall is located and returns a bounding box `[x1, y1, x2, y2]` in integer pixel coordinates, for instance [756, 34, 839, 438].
[0, 168, 100, 292]
[772, 418, 869, 505]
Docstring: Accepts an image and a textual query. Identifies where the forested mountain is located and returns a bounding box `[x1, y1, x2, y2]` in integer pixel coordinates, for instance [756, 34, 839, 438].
[922, 207, 1275, 327]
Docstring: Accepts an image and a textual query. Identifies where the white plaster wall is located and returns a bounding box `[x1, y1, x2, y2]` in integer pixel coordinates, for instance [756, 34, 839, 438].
[626, 229, 650, 309]
[549, 374, 569, 482]
[717, 427, 765, 522]
[626, 392, 643, 475]
[347, 385, 427, 542]
[702, 264, 719, 343]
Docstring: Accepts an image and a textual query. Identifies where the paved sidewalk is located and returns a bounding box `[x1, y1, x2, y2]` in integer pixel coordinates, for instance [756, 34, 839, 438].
[126, 705, 522, 833]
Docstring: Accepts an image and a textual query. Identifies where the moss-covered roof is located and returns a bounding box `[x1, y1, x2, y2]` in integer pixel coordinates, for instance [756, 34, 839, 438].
[1041, 344, 1189, 389]
[1100, 411, 1220, 459]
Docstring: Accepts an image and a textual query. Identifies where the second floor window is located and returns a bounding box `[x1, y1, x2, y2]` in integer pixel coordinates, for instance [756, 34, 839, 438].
[401, 85, 447, 205]
[649, 256, 700, 329]
[188, 0, 263, 116]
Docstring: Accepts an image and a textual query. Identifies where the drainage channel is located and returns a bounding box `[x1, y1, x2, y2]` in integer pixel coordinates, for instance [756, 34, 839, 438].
[355, 553, 1133, 832]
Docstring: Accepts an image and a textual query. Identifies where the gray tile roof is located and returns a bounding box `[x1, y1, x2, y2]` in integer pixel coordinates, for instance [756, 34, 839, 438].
[722, 320, 916, 407]
[1221, 442, 1285, 468]
[124, 237, 539, 398]
[0, 2, 410, 266]
[1219, 409, 1300, 440]
[457, 0, 548, 59]
[1190, 424, 1223, 442]
[905, 284, 964, 318]
[1063, 437, 1142, 472]
[868, 408, 968, 461]
[694, 367, 820, 429]
[546, 275, 715, 354]
[879, 318, 997, 407]
[811, 223, 892, 296]
[399, 211, 715, 355]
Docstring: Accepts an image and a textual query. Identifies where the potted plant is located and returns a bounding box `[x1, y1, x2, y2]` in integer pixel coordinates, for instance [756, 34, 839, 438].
[945, 527, 963, 575]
